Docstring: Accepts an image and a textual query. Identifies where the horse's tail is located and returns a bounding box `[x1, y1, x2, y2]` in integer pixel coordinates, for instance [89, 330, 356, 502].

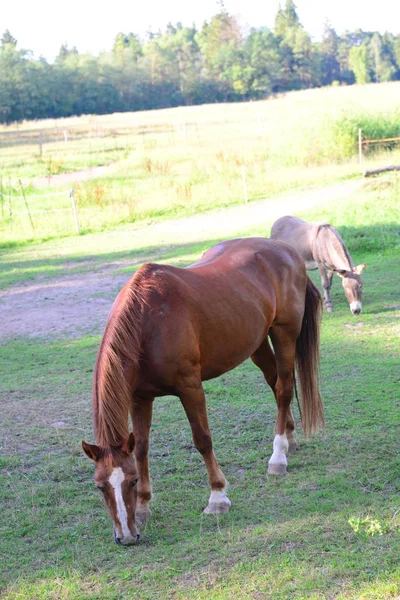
[295, 276, 324, 437]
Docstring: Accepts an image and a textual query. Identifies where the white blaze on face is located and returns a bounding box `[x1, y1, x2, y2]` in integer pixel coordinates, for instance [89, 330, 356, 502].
[109, 467, 130, 538]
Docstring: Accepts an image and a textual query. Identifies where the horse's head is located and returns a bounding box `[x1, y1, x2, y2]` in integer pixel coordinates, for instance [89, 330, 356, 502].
[334, 263, 366, 314]
[82, 433, 141, 545]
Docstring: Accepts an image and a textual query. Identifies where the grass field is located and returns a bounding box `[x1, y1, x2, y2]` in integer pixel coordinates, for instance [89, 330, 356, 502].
[1, 145, 399, 600]
[1, 82, 400, 244]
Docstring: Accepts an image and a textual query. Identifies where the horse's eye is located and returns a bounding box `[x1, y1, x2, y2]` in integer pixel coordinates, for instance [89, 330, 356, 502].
[130, 478, 138, 488]
[96, 484, 105, 492]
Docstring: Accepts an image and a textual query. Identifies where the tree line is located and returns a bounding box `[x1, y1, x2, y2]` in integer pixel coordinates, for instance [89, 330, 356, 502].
[1, 0, 400, 124]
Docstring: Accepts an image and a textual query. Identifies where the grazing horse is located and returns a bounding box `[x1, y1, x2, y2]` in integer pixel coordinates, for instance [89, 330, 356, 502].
[82, 238, 324, 545]
[271, 216, 366, 314]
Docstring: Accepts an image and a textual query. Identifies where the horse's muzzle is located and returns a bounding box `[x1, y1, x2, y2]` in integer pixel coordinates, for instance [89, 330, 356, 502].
[114, 532, 141, 545]
[350, 301, 362, 315]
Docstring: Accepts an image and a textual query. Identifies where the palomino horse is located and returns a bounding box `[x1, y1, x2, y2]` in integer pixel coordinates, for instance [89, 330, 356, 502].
[82, 238, 324, 545]
[271, 216, 366, 314]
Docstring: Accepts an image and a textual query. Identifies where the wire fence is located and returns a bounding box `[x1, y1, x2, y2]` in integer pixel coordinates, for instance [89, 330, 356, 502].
[2, 121, 399, 242]
[0, 184, 82, 238]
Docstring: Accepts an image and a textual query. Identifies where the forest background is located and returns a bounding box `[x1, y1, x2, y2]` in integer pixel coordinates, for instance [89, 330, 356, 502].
[2, 0, 400, 124]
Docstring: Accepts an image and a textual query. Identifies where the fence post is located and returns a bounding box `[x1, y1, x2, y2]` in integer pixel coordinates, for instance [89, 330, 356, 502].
[39, 130, 43, 157]
[19, 179, 35, 232]
[69, 189, 80, 234]
[358, 128, 363, 174]
[241, 165, 248, 204]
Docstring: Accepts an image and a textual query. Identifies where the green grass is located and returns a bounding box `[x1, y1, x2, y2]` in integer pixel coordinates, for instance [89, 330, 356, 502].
[1, 82, 400, 244]
[0, 174, 399, 598]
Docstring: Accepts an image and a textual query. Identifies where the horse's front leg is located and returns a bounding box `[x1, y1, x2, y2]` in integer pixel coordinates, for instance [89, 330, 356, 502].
[318, 264, 334, 312]
[131, 396, 154, 526]
[179, 382, 231, 514]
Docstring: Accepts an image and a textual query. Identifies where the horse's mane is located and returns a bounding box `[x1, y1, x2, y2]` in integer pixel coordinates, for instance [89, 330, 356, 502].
[316, 224, 353, 270]
[93, 264, 154, 448]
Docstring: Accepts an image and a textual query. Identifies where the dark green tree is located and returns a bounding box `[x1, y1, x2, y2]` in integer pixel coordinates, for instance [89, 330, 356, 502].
[196, 6, 242, 99]
[242, 28, 281, 96]
[320, 21, 340, 84]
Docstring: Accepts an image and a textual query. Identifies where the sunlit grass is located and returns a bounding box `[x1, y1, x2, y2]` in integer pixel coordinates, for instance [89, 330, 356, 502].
[1, 82, 400, 244]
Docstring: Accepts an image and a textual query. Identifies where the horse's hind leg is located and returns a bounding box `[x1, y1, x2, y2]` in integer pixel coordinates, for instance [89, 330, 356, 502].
[251, 338, 297, 454]
[267, 326, 298, 475]
[179, 383, 231, 515]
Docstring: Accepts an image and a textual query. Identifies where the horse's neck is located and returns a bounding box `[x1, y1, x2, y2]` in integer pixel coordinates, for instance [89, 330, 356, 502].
[315, 226, 354, 271]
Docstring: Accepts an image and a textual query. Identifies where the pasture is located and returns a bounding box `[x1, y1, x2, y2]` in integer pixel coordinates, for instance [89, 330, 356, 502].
[1, 82, 400, 244]
[1, 85, 400, 599]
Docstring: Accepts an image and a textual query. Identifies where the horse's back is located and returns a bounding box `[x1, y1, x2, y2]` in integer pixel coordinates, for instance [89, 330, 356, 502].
[133, 238, 306, 316]
[192, 237, 304, 274]
[271, 216, 319, 265]
[134, 238, 303, 312]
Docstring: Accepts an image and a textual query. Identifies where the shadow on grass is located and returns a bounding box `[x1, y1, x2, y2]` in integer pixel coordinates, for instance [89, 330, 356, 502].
[1, 221, 399, 292]
[0, 237, 226, 290]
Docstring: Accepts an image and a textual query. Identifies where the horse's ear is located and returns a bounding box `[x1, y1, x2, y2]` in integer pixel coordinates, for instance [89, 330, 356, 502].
[82, 440, 102, 461]
[122, 432, 135, 455]
[354, 263, 366, 275]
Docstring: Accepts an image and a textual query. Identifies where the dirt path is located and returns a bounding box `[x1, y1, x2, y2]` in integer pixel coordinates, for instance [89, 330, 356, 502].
[31, 164, 117, 189]
[0, 179, 363, 340]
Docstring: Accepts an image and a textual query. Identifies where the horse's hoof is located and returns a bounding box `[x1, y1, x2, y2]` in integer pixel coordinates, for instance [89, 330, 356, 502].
[268, 462, 287, 475]
[203, 499, 231, 515]
[136, 508, 151, 526]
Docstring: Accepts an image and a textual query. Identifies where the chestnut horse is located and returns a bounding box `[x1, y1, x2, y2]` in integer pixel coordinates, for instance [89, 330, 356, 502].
[82, 238, 324, 545]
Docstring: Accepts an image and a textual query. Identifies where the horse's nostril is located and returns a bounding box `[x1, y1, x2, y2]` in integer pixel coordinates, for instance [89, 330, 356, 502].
[136, 533, 141, 542]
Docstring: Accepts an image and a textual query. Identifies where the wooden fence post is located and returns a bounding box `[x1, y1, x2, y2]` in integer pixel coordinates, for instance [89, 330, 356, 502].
[358, 129, 363, 174]
[19, 179, 35, 232]
[39, 130, 43, 157]
[69, 189, 80, 234]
